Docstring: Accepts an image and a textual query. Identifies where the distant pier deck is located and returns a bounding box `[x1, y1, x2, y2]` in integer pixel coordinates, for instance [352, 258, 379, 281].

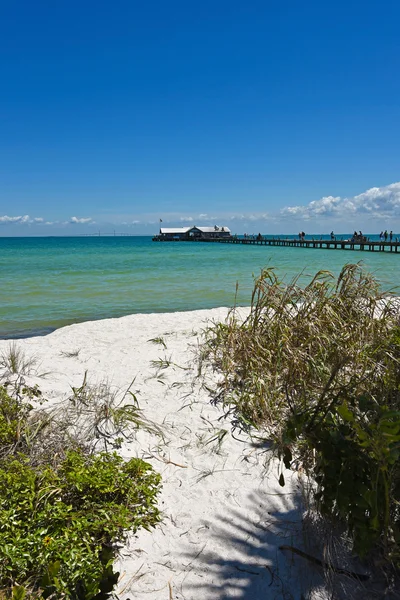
[153, 235, 400, 253]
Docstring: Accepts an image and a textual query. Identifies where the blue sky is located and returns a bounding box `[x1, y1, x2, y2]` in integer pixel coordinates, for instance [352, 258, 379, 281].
[1, 0, 400, 235]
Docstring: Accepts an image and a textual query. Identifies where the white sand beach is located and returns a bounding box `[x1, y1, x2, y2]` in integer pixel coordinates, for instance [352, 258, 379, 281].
[0, 309, 368, 600]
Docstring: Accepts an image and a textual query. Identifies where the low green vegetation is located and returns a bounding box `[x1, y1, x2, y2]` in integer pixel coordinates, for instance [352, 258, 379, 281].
[203, 264, 400, 567]
[0, 381, 161, 600]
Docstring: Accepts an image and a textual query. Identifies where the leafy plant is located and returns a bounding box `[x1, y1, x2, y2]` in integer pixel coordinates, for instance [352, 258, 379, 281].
[0, 385, 162, 599]
[307, 399, 400, 558]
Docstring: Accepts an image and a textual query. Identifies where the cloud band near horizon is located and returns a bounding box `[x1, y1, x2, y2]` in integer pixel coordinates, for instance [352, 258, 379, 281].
[1, 182, 400, 231]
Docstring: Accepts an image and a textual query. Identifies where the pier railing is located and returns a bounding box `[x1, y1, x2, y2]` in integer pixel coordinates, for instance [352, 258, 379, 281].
[152, 235, 400, 253]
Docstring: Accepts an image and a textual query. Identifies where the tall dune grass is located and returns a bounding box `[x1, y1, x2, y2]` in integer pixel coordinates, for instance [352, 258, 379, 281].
[203, 264, 400, 567]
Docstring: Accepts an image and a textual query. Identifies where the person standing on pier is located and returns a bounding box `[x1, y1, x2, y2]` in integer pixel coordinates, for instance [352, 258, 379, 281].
[390, 231, 393, 241]
[384, 230, 388, 241]
[330, 231, 335, 240]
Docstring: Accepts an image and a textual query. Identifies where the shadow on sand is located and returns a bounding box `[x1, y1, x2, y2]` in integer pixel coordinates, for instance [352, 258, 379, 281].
[177, 487, 391, 600]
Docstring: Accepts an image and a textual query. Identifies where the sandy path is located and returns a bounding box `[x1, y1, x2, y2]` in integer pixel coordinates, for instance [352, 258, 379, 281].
[0, 309, 335, 599]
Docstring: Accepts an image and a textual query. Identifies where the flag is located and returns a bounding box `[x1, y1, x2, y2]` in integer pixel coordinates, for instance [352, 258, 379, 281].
[160, 218, 163, 222]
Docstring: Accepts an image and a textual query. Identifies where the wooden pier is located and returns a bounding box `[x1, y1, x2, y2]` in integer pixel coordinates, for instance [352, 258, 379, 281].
[212, 237, 400, 252]
[153, 235, 400, 253]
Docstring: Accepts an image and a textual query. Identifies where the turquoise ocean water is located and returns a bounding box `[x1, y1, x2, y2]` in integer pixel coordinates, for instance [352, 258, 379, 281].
[1, 235, 399, 339]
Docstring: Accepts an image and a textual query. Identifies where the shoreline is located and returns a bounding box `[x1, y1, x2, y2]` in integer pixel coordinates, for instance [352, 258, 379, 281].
[0, 305, 243, 342]
[0, 308, 363, 599]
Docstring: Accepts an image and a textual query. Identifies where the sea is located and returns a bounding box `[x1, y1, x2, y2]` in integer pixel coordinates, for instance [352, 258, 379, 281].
[1, 234, 399, 339]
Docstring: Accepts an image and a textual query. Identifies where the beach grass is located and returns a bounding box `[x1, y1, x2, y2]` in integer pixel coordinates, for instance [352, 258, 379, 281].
[202, 263, 400, 571]
[0, 342, 37, 377]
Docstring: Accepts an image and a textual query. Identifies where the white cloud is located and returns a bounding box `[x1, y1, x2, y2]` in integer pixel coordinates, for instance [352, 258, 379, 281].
[179, 216, 193, 222]
[281, 182, 400, 221]
[0, 214, 47, 224]
[69, 216, 93, 224]
[227, 212, 271, 222]
[0, 214, 30, 223]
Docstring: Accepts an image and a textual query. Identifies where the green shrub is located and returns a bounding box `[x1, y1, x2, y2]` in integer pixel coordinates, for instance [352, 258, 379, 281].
[203, 264, 400, 565]
[0, 386, 161, 599]
[285, 397, 400, 560]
